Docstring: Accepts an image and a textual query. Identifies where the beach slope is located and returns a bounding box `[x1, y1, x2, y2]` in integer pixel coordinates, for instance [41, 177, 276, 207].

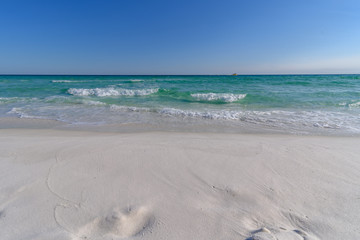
[0, 130, 359, 240]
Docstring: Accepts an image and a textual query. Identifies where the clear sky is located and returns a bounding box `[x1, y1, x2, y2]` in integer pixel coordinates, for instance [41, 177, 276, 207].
[1, 0, 359, 74]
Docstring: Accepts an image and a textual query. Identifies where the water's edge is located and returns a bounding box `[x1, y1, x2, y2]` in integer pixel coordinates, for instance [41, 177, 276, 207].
[1, 75, 359, 136]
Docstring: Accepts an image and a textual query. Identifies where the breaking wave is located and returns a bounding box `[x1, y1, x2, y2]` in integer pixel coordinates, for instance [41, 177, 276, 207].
[349, 101, 360, 108]
[129, 79, 144, 82]
[191, 93, 246, 102]
[52, 80, 84, 83]
[67, 87, 159, 97]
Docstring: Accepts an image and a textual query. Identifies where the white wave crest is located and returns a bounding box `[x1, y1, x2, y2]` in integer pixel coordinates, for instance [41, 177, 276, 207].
[109, 104, 150, 112]
[52, 80, 82, 83]
[191, 93, 246, 102]
[7, 107, 42, 119]
[0, 97, 16, 104]
[67, 88, 158, 97]
[158, 108, 351, 130]
[82, 100, 106, 106]
[349, 101, 360, 108]
[158, 108, 241, 120]
[0, 97, 38, 104]
[7, 107, 23, 115]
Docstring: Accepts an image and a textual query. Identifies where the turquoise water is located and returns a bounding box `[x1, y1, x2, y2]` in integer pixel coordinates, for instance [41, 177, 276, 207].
[1, 75, 360, 134]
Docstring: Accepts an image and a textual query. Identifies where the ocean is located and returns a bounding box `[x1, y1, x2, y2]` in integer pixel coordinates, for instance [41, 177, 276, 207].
[1, 75, 359, 135]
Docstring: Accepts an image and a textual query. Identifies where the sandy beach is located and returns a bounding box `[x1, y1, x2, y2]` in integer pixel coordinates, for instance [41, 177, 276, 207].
[1, 129, 359, 240]
[2, 0, 360, 238]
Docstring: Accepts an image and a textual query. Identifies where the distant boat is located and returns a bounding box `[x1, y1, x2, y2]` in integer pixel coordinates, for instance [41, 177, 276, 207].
[232, 73, 237, 76]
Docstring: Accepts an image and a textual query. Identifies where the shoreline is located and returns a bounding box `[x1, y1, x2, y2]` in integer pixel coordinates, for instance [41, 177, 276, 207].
[2, 74, 360, 136]
[1, 129, 360, 239]
[1, 116, 359, 137]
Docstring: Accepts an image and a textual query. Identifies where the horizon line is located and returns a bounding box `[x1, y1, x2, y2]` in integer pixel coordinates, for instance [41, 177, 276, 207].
[1, 73, 360, 76]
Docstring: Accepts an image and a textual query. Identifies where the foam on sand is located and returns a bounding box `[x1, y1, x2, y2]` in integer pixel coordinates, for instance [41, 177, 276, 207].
[7, 107, 46, 119]
[109, 104, 150, 112]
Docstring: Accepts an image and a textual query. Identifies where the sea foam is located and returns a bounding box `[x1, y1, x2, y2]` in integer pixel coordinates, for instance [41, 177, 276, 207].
[349, 101, 360, 108]
[157, 107, 352, 130]
[158, 108, 243, 120]
[82, 100, 107, 106]
[52, 80, 82, 83]
[0, 97, 38, 104]
[7, 107, 42, 119]
[191, 93, 246, 102]
[109, 104, 150, 112]
[67, 87, 159, 97]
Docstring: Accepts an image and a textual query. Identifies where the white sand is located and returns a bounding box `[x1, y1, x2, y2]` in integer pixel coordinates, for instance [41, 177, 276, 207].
[0, 129, 359, 240]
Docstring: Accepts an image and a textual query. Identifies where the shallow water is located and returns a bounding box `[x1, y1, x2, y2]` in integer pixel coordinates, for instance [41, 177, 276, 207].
[1, 75, 360, 135]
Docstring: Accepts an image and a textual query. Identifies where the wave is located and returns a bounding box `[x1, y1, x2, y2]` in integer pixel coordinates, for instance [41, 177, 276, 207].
[6, 107, 46, 119]
[53, 79, 147, 84]
[0, 97, 17, 104]
[67, 87, 159, 97]
[4, 102, 359, 133]
[349, 101, 360, 108]
[82, 100, 107, 106]
[129, 79, 144, 82]
[190, 93, 246, 102]
[45, 96, 108, 106]
[338, 101, 360, 108]
[52, 80, 84, 83]
[109, 104, 151, 112]
[283, 81, 311, 86]
[0, 97, 38, 104]
[157, 108, 353, 130]
[158, 108, 262, 120]
[158, 108, 233, 119]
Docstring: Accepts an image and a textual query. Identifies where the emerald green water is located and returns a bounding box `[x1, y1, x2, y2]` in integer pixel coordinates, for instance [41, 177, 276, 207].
[1, 75, 360, 134]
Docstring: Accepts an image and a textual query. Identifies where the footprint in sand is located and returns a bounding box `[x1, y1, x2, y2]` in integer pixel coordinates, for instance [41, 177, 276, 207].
[246, 227, 276, 240]
[0, 210, 5, 219]
[247, 226, 318, 240]
[73, 206, 153, 240]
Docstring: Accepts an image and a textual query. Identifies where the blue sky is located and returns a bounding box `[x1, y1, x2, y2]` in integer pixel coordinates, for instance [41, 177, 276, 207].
[0, 0, 359, 74]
